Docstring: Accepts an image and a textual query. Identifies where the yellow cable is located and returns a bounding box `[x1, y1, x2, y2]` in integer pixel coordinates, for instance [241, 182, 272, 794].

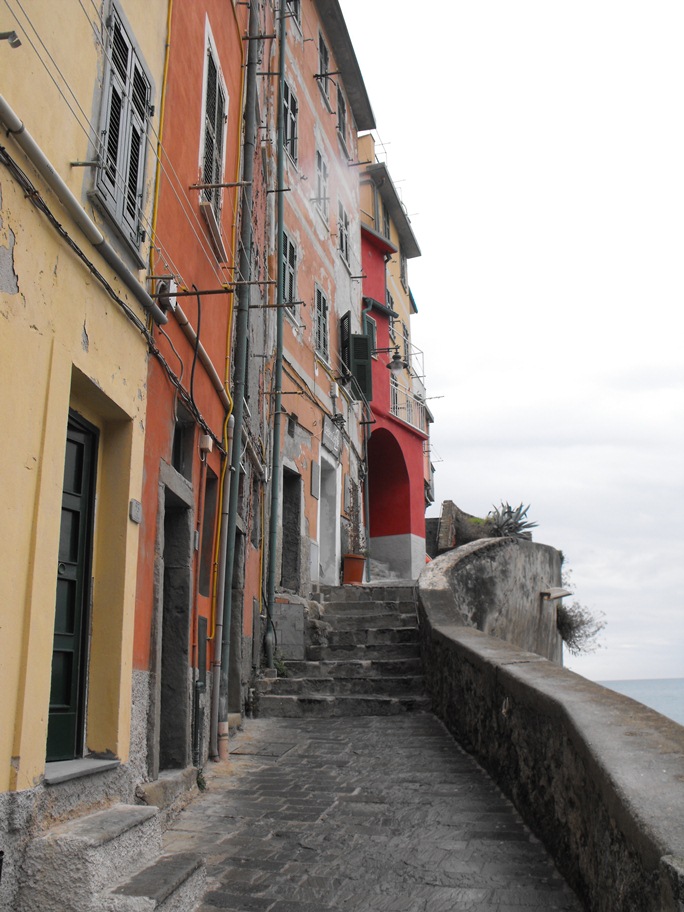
[208, 1, 247, 639]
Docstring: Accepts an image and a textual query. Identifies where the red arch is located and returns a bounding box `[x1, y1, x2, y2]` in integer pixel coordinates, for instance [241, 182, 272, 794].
[368, 429, 410, 537]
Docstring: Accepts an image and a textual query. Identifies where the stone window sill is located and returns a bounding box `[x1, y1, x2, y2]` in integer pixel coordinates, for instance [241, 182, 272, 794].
[44, 758, 120, 785]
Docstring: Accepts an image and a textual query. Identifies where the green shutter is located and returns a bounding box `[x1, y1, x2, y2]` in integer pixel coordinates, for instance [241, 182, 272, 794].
[340, 310, 351, 369]
[350, 333, 372, 402]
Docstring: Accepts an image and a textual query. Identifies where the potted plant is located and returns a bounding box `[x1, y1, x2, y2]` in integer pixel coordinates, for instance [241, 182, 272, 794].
[342, 482, 366, 585]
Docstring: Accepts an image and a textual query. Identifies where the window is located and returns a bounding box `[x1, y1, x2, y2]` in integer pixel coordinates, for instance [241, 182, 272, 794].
[95, 6, 152, 249]
[202, 42, 227, 221]
[315, 150, 329, 219]
[340, 311, 372, 401]
[283, 81, 298, 163]
[386, 289, 395, 313]
[281, 231, 297, 313]
[199, 469, 218, 596]
[400, 249, 408, 290]
[388, 303, 397, 345]
[286, 0, 301, 24]
[402, 320, 410, 366]
[318, 33, 330, 99]
[338, 202, 350, 264]
[336, 86, 346, 142]
[314, 286, 329, 360]
[363, 312, 377, 356]
[382, 202, 391, 240]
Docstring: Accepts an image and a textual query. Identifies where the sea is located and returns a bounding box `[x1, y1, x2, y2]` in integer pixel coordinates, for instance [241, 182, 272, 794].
[598, 677, 684, 727]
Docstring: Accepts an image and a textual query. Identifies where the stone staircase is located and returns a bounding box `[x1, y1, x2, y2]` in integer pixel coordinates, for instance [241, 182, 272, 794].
[256, 583, 431, 717]
[18, 803, 205, 912]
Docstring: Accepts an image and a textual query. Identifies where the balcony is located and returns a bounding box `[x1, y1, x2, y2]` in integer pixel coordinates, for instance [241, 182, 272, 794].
[390, 380, 428, 434]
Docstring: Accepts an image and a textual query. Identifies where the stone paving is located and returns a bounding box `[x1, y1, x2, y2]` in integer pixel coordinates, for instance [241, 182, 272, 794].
[163, 714, 583, 911]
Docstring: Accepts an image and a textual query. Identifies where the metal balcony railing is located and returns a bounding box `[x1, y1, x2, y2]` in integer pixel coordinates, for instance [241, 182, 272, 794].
[390, 381, 428, 434]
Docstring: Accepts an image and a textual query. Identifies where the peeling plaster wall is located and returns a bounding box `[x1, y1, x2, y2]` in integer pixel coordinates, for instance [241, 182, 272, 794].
[0, 0, 166, 807]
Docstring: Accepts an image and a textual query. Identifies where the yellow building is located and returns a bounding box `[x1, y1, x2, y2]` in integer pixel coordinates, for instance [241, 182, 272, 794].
[0, 1, 167, 902]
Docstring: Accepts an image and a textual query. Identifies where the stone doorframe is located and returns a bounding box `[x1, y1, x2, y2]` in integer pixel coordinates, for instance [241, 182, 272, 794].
[147, 460, 195, 780]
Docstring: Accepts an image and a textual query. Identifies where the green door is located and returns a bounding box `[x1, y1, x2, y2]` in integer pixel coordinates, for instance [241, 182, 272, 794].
[47, 413, 97, 762]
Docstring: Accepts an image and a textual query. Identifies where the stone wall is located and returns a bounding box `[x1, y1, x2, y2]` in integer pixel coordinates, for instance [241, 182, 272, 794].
[421, 537, 563, 662]
[418, 554, 684, 912]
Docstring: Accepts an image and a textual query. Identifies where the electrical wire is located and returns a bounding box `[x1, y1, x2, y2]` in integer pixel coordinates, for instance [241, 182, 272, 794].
[0, 142, 225, 452]
[6, 0, 238, 291]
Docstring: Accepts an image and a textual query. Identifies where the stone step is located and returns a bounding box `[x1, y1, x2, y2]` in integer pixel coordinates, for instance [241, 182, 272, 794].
[314, 611, 418, 629]
[256, 693, 432, 718]
[316, 585, 417, 604]
[321, 626, 419, 648]
[281, 658, 424, 678]
[258, 674, 426, 698]
[306, 642, 421, 662]
[105, 851, 205, 912]
[318, 599, 418, 616]
[19, 804, 162, 912]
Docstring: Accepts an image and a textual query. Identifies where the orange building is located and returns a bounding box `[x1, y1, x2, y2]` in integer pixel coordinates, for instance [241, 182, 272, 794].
[132, 0, 257, 775]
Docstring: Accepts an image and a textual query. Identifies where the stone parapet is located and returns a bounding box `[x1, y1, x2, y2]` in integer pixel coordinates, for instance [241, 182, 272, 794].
[418, 554, 684, 912]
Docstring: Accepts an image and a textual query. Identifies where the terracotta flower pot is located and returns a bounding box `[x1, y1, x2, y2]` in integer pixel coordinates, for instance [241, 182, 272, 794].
[342, 553, 365, 585]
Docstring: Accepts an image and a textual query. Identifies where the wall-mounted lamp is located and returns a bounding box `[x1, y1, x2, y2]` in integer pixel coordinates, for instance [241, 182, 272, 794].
[372, 346, 409, 374]
[0, 30, 21, 48]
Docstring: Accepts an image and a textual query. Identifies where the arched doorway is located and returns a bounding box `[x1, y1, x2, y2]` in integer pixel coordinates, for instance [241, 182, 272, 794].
[367, 429, 411, 578]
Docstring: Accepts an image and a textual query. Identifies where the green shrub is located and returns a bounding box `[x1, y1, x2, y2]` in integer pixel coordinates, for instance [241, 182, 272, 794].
[487, 502, 538, 539]
[557, 601, 606, 656]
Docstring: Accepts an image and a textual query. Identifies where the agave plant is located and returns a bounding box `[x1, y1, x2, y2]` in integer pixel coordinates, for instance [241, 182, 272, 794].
[487, 502, 538, 539]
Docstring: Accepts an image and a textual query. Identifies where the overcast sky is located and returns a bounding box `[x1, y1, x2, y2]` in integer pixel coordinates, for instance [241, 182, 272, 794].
[341, 0, 684, 681]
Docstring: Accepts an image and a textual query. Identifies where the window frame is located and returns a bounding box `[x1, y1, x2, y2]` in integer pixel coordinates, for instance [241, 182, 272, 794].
[382, 202, 391, 240]
[199, 27, 228, 223]
[314, 285, 330, 362]
[283, 80, 298, 163]
[363, 313, 377, 358]
[338, 201, 350, 265]
[94, 3, 153, 255]
[400, 249, 408, 290]
[402, 320, 410, 367]
[281, 230, 298, 317]
[318, 33, 331, 103]
[315, 149, 329, 220]
[336, 85, 347, 145]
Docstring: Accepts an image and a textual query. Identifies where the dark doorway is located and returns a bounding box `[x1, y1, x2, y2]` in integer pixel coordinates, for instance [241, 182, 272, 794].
[47, 412, 97, 762]
[159, 490, 192, 770]
[280, 468, 301, 591]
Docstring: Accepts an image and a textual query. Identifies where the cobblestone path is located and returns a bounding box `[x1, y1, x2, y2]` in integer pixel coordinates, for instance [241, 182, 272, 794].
[163, 714, 583, 911]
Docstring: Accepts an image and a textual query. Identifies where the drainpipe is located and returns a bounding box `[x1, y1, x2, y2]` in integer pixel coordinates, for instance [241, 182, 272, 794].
[210, 415, 234, 760]
[361, 299, 374, 581]
[264, 1, 288, 669]
[0, 95, 167, 326]
[217, 0, 260, 737]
